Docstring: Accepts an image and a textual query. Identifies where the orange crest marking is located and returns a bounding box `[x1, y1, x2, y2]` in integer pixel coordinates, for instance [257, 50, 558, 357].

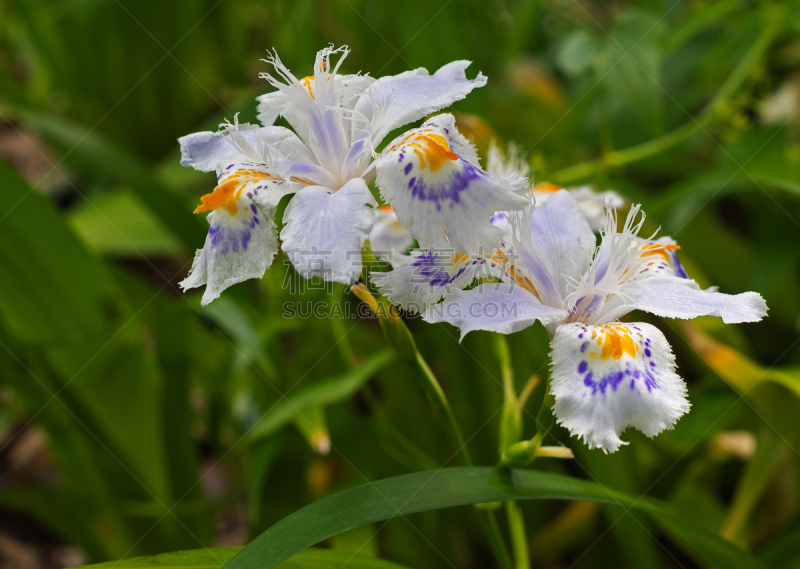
[194, 169, 280, 216]
[488, 249, 541, 300]
[638, 242, 680, 262]
[596, 324, 639, 361]
[389, 129, 459, 172]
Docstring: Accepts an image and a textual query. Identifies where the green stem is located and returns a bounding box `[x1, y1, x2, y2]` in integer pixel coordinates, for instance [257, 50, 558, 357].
[411, 352, 471, 467]
[506, 501, 530, 569]
[495, 335, 521, 453]
[479, 512, 514, 569]
[411, 351, 513, 569]
[330, 286, 359, 368]
[550, 14, 782, 185]
[364, 290, 513, 569]
[493, 335, 529, 569]
[361, 386, 440, 471]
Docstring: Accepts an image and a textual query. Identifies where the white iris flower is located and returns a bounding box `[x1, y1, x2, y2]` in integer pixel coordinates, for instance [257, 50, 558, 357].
[178, 45, 528, 305]
[388, 190, 767, 452]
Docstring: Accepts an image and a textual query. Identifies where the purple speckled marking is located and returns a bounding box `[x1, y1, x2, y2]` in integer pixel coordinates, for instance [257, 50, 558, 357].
[209, 225, 223, 246]
[649, 361, 656, 368]
[630, 379, 635, 390]
[578, 361, 588, 374]
[225, 164, 234, 170]
[251, 204, 258, 214]
[580, 341, 589, 353]
[585, 369, 626, 396]
[410, 251, 466, 288]
[408, 177, 416, 189]
[404, 162, 413, 175]
[644, 348, 651, 357]
[407, 161, 483, 204]
[208, 219, 254, 256]
[578, 333, 583, 339]
[670, 251, 689, 278]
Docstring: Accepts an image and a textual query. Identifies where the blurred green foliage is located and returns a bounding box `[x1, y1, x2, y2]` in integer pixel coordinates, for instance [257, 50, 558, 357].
[1, 0, 800, 567]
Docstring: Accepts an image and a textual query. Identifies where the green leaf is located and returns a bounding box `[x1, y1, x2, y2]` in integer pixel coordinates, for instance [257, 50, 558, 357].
[81, 547, 411, 569]
[247, 437, 284, 526]
[684, 323, 800, 403]
[227, 467, 765, 569]
[721, 428, 787, 542]
[292, 404, 330, 455]
[556, 30, 602, 77]
[247, 350, 394, 444]
[22, 112, 204, 250]
[68, 189, 182, 257]
[199, 296, 277, 380]
[601, 9, 665, 135]
[0, 160, 119, 343]
[575, 446, 660, 569]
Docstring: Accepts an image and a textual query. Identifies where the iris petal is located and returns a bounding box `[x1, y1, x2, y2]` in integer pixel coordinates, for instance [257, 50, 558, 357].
[281, 178, 377, 285]
[181, 167, 297, 305]
[375, 113, 529, 253]
[550, 321, 690, 453]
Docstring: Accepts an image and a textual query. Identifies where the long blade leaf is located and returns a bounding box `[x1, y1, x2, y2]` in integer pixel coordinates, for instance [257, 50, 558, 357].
[82, 547, 411, 569]
[225, 467, 765, 569]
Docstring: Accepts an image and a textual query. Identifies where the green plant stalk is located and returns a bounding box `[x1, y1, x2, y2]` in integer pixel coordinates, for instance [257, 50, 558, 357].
[410, 353, 471, 465]
[550, 14, 782, 185]
[501, 376, 557, 468]
[411, 350, 513, 569]
[362, 386, 441, 471]
[496, 335, 522, 452]
[506, 501, 531, 569]
[330, 286, 359, 368]
[494, 335, 530, 569]
[362, 291, 513, 569]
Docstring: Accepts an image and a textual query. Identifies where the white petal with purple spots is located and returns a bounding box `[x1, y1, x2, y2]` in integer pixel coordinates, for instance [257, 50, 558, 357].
[375, 114, 529, 254]
[550, 322, 690, 453]
[180, 176, 295, 306]
[371, 249, 478, 311]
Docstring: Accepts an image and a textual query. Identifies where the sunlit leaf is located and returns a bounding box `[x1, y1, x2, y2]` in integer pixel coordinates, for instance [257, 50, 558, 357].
[69, 189, 182, 256]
